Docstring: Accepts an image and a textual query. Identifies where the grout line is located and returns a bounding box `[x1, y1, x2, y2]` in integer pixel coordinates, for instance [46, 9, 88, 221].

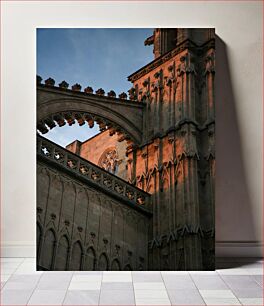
[188, 271, 208, 306]
[1, 258, 27, 291]
[160, 270, 172, 306]
[97, 270, 104, 306]
[61, 271, 74, 306]
[217, 272, 244, 305]
[25, 267, 47, 305]
[131, 271, 136, 306]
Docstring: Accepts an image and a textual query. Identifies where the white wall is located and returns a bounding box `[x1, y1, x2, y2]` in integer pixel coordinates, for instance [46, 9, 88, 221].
[1, 1, 262, 257]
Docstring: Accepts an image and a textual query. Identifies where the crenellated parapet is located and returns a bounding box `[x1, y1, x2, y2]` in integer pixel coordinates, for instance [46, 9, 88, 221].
[37, 77, 146, 145]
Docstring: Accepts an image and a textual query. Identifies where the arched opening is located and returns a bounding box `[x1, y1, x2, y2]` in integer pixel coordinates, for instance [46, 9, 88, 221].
[98, 253, 109, 271]
[69, 241, 83, 271]
[111, 259, 121, 271]
[54, 235, 70, 271]
[84, 247, 96, 271]
[40, 228, 56, 270]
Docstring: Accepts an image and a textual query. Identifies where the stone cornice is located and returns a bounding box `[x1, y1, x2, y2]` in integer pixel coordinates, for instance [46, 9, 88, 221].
[128, 38, 215, 82]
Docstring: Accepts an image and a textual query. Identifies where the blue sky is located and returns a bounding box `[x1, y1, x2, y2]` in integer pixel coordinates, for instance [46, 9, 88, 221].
[37, 28, 153, 147]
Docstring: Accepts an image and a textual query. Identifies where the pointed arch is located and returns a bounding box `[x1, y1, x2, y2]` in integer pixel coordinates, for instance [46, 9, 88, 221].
[111, 259, 121, 271]
[69, 240, 83, 271]
[84, 247, 96, 271]
[98, 253, 109, 271]
[54, 235, 70, 271]
[40, 228, 56, 270]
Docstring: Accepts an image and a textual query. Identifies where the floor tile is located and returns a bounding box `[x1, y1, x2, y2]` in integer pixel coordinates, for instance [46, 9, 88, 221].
[101, 281, 133, 290]
[191, 275, 229, 290]
[14, 262, 43, 275]
[199, 289, 237, 298]
[68, 281, 101, 290]
[63, 289, 100, 305]
[135, 289, 169, 299]
[71, 274, 102, 282]
[1, 267, 18, 274]
[217, 268, 249, 275]
[3, 280, 38, 291]
[135, 298, 171, 305]
[1, 274, 11, 282]
[167, 289, 205, 305]
[203, 298, 241, 305]
[252, 275, 263, 287]
[1, 288, 33, 305]
[99, 289, 135, 305]
[134, 282, 166, 290]
[27, 289, 66, 305]
[132, 271, 163, 282]
[102, 273, 132, 282]
[163, 275, 196, 289]
[8, 274, 41, 283]
[37, 273, 72, 290]
[231, 287, 263, 298]
[221, 275, 261, 289]
[245, 268, 263, 275]
[1, 262, 22, 268]
[239, 298, 264, 305]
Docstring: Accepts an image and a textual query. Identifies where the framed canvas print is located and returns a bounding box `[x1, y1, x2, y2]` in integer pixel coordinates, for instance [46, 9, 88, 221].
[36, 28, 215, 271]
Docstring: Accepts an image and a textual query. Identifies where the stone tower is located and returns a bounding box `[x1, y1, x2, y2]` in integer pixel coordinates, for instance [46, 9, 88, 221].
[126, 28, 215, 270]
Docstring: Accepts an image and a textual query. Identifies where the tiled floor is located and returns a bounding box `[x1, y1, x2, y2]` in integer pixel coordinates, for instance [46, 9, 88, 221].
[0, 258, 263, 305]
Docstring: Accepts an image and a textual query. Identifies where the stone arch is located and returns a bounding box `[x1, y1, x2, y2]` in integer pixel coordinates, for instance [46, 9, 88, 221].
[37, 85, 144, 145]
[54, 235, 70, 271]
[40, 228, 57, 270]
[98, 253, 109, 271]
[84, 247, 96, 271]
[69, 240, 83, 271]
[111, 259, 121, 271]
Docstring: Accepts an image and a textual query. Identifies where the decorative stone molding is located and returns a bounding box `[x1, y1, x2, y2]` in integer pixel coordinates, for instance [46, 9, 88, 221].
[59, 81, 69, 89]
[107, 90, 116, 97]
[37, 135, 151, 210]
[72, 83, 82, 91]
[45, 77, 55, 86]
[96, 88, 105, 95]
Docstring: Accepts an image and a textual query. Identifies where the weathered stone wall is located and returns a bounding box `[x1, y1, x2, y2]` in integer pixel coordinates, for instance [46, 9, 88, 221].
[127, 29, 215, 270]
[66, 131, 128, 180]
[37, 159, 150, 271]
